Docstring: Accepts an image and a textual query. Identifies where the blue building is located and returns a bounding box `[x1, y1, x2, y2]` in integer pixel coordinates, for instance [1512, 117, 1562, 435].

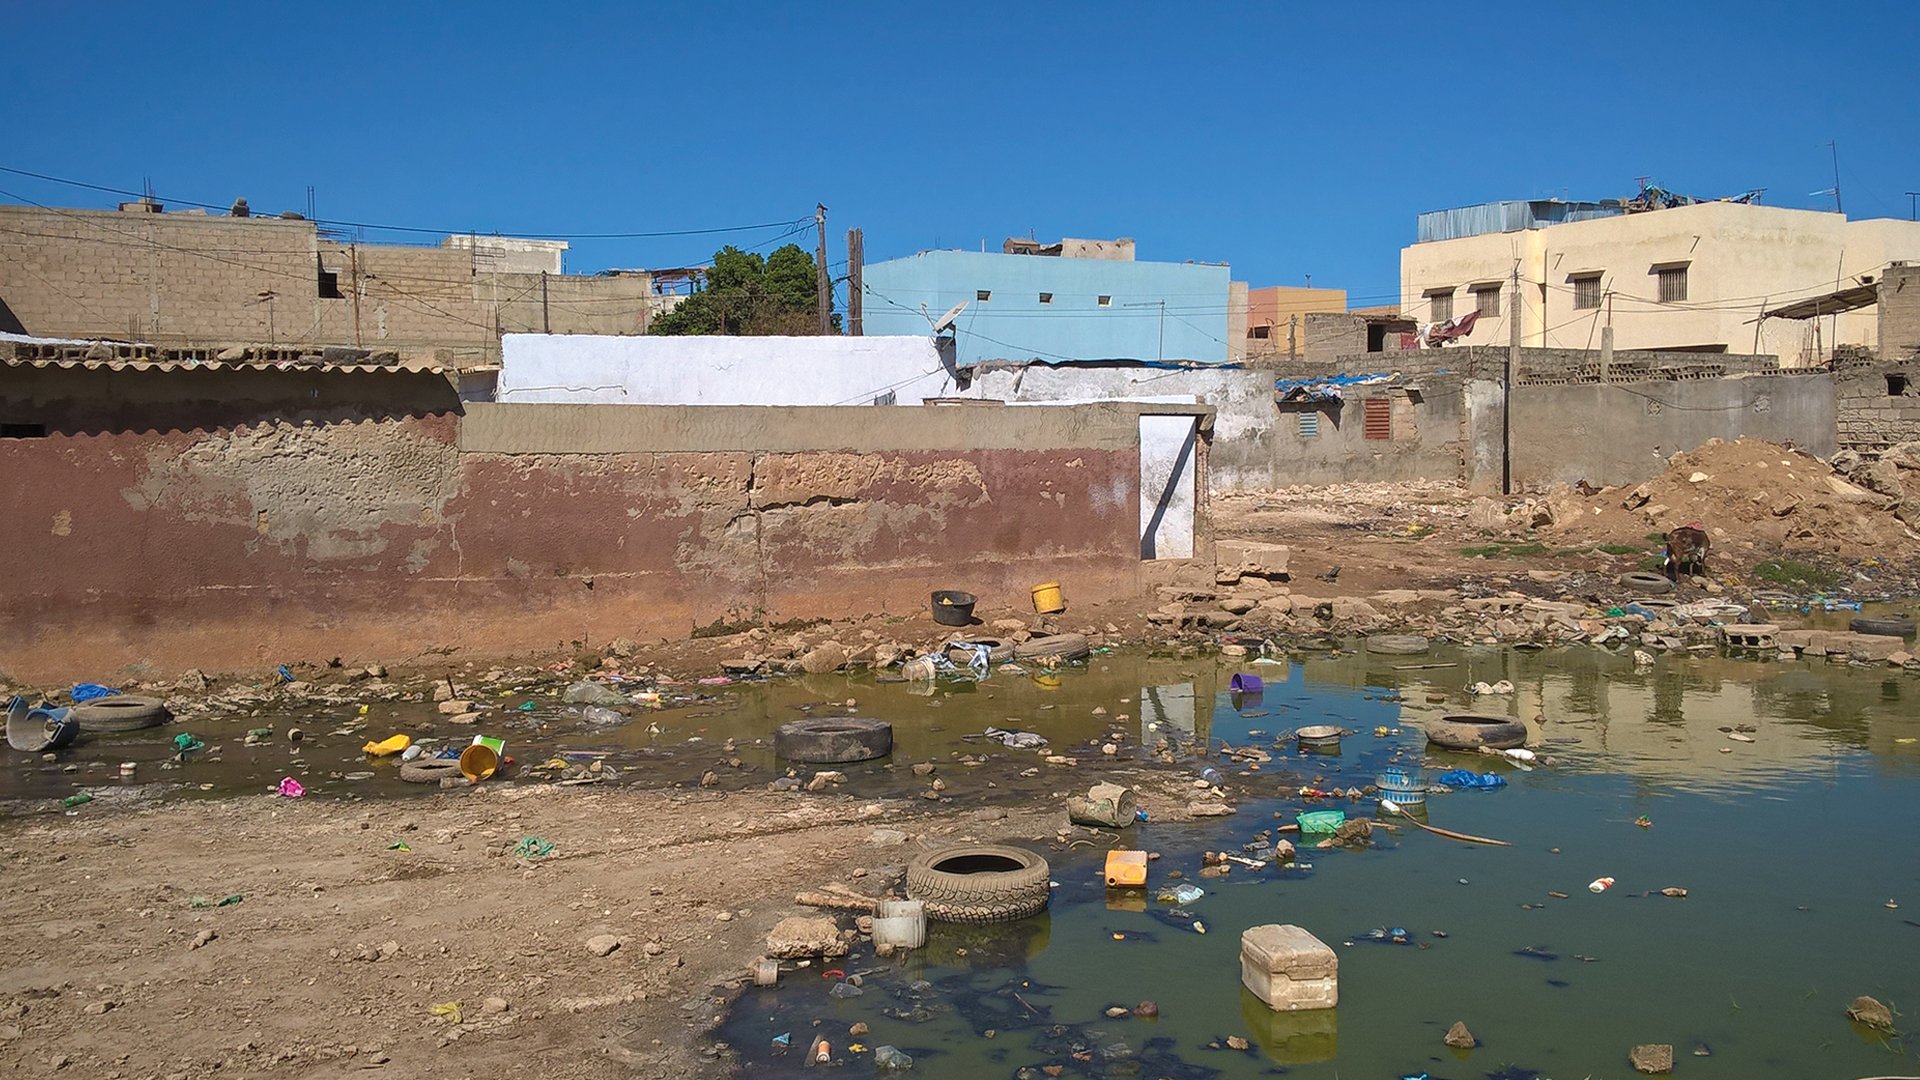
[859, 238, 1234, 367]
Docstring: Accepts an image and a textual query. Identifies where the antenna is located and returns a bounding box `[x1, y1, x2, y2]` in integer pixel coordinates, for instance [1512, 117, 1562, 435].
[930, 300, 968, 334]
[1826, 142, 1843, 215]
[1906, 192, 1918, 222]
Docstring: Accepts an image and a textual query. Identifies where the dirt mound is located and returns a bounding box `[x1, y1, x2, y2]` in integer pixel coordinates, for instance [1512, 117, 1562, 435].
[1539, 438, 1920, 569]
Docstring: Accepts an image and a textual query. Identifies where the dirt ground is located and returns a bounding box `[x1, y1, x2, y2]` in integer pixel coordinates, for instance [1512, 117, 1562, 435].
[0, 769, 1218, 1080]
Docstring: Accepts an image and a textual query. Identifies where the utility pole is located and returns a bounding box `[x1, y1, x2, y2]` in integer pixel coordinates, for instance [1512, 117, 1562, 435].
[349, 243, 362, 347]
[1288, 314, 1298, 361]
[1505, 261, 1520, 496]
[1906, 192, 1919, 221]
[540, 270, 550, 334]
[1827, 142, 1843, 215]
[1157, 299, 1165, 362]
[847, 228, 864, 336]
[815, 204, 831, 335]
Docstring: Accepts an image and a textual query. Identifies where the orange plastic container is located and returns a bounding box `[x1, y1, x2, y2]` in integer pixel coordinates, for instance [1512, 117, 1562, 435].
[1105, 849, 1148, 887]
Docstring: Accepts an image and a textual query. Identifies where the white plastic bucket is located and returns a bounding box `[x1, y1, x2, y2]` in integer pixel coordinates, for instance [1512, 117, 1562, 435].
[871, 899, 927, 949]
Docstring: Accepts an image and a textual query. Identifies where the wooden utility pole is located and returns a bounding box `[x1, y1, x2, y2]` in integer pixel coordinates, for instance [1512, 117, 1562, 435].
[540, 270, 550, 334]
[847, 228, 864, 336]
[815, 204, 831, 335]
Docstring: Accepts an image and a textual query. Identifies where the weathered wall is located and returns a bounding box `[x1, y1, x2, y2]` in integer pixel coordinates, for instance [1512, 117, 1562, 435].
[1881, 263, 1920, 363]
[0, 204, 654, 366]
[497, 333, 951, 405]
[1507, 373, 1835, 489]
[0, 386, 1181, 681]
[1835, 355, 1920, 452]
[1270, 377, 1468, 486]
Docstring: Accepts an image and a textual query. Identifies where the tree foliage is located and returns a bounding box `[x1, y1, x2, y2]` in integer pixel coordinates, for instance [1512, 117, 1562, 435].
[649, 243, 830, 335]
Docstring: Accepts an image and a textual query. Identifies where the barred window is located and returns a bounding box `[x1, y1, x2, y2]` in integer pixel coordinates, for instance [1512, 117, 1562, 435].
[1572, 275, 1603, 310]
[1427, 290, 1454, 322]
[1471, 286, 1501, 318]
[1657, 266, 1688, 303]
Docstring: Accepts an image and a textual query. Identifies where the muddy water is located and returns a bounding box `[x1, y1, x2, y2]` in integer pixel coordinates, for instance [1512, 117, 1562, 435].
[706, 643, 1920, 1080]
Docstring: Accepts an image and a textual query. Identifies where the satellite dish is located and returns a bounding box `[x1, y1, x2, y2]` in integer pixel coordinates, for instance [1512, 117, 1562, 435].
[930, 300, 968, 333]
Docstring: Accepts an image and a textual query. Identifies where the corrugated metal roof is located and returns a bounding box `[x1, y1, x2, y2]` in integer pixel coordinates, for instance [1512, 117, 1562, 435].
[1760, 284, 1878, 321]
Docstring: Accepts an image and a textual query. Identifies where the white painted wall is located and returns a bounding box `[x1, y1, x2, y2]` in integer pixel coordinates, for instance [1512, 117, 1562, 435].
[498, 334, 955, 405]
[1139, 414, 1199, 559]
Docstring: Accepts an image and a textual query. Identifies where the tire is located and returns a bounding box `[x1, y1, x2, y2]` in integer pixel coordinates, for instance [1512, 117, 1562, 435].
[946, 638, 1015, 665]
[1365, 634, 1431, 655]
[1424, 713, 1528, 751]
[1850, 617, 1916, 638]
[1619, 571, 1675, 594]
[905, 843, 1051, 924]
[71, 695, 171, 732]
[1014, 632, 1091, 661]
[773, 717, 893, 763]
[400, 758, 465, 784]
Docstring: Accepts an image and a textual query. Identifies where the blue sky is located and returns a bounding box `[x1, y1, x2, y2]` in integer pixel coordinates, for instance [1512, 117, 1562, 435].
[4, 1, 1915, 309]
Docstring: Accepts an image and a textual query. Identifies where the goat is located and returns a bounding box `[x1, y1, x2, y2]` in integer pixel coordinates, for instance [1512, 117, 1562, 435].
[1664, 522, 1710, 581]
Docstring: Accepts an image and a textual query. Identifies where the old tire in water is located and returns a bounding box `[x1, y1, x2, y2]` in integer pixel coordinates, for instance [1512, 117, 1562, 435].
[774, 717, 894, 764]
[399, 758, 465, 784]
[1365, 634, 1431, 655]
[906, 843, 1051, 924]
[1014, 632, 1091, 661]
[1424, 712, 1528, 751]
[1619, 571, 1674, 594]
[946, 638, 1015, 665]
[1850, 616, 1916, 638]
[71, 695, 171, 732]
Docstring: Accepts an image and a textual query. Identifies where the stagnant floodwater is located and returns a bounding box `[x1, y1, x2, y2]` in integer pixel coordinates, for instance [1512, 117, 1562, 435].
[9, 638, 1920, 1077]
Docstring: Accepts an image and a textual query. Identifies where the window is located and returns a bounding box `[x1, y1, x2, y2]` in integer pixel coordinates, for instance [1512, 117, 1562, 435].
[1656, 265, 1688, 303]
[1297, 412, 1319, 438]
[1471, 285, 1501, 318]
[317, 257, 343, 299]
[1250, 325, 1271, 339]
[1572, 274, 1603, 310]
[1891, 374, 1910, 397]
[1096, 295, 1112, 307]
[976, 289, 992, 302]
[1038, 292, 1052, 304]
[1426, 289, 1453, 322]
[1363, 398, 1392, 440]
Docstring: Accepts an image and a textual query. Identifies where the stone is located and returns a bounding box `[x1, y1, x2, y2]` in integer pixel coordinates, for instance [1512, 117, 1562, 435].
[1328, 597, 1381, 624]
[1241, 924, 1338, 1012]
[585, 935, 623, 957]
[1188, 802, 1236, 817]
[1847, 994, 1895, 1030]
[1859, 458, 1907, 498]
[1467, 497, 1510, 530]
[766, 917, 848, 959]
[1444, 1021, 1475, 1048]
[437, 699, 476, 715]
[1106, 1006, 1129, 1018]
[1226, 1035, 1249, 1051]
[1133, 1001, 1158, 1018]
[805, 770, 846, 792]
[848, 1022, 870, 1037]
[1220, 598, 1258, 615]
[1215, 539, 1290, 576]
[1630, 1043, 1674, 1074]
[482, 997, 510, 1014]
[800, 643, 850, 674]
[178, 669, 209, 693]
[83, 1000, 115, 1015]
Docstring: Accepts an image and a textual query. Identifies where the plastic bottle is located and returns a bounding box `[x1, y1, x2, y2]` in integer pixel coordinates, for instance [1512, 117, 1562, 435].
[62, 792, 91, 808]
[1200, 766, 1224, 786]
[1588, 876, 1615, 893]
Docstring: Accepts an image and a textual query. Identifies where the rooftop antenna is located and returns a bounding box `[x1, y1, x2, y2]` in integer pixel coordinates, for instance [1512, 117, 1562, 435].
[1825, 142, 1842, 215]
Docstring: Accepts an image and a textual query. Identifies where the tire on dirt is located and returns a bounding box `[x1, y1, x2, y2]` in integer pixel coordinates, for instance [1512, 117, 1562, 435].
[905, 843, 1051, 924]
[1013, 632, 1091, 661]
[71, 695, 171, 732]
[1618, 571, 1675, 594]
[1424, 712, 1528, 751]
[946, 638, 1015, 665]
[399, 758, 465, 784]
[1365, 634, 1431, 655]
[773, 717, 894, 764]
[1850, 616, 1917, 638]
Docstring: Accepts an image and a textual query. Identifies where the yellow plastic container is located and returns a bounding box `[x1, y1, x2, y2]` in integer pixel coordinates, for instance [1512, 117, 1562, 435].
[1105, 849, 1149, 887]
[460, 740, 501, 781]
[362, 734, 411, 757]
[1031, 581, 1066, 614]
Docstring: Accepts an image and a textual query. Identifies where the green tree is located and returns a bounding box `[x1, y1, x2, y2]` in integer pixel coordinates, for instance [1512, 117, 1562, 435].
[649, 243, 832, 336]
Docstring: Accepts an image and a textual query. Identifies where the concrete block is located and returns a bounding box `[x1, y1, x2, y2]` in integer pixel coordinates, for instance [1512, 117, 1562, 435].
[1719, 623, 1780, 650]
[1845, 633, 1904, 662]
[1241, 923, 1337, 1011]
[1215, 540, 1289, 576]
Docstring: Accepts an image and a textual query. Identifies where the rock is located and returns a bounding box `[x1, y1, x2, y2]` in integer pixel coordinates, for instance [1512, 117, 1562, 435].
[1468, 497, 1510, 530]
[1621, 483, 1652, 510]
[1134, 1001, 1158, 1018]
[1444, 1021, 1475, 1048]
[1198, 864, 1229, 878]
[1106, 1006, 1129, 1017]
[178, 669, 209, 693]
[800, 643, 849, 674]
[1226, 1035, 1249, 1051]
[766, 917, 847, 959]
[563, 681, 627, 706]
[911, 762, 936, 776]
[1272, 839, 1296, 862]
[1329, 597, 1382, 624]
[482, 997, 509, 1014]
[805, 770, 846, 792]
[1220, 598, 1258, 615]
[585, 934, 623, 957]
[606, 637, 639, 658]
[1859, 458, 1907, 497]
[1847, 995, 1896, 1030]
[1215, 540, 1290, 577]
[1188, 802, 1236, 817]
[364, 664, 387, 678]
[190, 928, 216, 950]
[1630, 1043, 1674, 1074]
[83, 1000, 115, 1015]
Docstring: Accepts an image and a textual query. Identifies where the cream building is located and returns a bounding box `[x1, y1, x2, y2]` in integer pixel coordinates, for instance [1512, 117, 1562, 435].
[1400, 199, 1920, 366]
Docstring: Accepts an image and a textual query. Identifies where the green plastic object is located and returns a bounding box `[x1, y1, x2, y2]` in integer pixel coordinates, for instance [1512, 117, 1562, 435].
[62, 792, 91, 808]
[1297, 809, 1346, 833]
[173, 733, 205, 753]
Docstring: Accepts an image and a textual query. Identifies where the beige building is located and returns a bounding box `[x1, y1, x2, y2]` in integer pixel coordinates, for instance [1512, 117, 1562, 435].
[1243, 285, 1348, 359]
[1400, 199, 1920, 365]
[0, 202, 659, 369]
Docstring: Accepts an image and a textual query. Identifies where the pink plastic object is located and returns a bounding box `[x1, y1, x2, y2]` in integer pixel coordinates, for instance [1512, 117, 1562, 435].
[278, 776, 306, 798]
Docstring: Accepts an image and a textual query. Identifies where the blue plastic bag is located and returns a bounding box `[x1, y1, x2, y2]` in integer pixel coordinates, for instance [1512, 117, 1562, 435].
[71, 683, 119, 702]
[1435, 769, 1507, 789]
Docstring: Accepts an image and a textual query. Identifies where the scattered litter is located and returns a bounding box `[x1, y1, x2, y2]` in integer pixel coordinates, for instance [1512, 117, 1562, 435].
[70, 683, 119, 702]
[563, 680, 628, 706]
[172, 733, 205, 753]
[1158, 884, 1205, 905]
[189, 894, 242, 908]
[1471, 680, 1516, 695]
[1434, 769, 1506, 789]
[983, 726, 1047, 749]
[431, 1001, 462, 1024]
[1589, 877, 1615, 893]
[512, 836, 556, 858]
[363, 734, 411, 756]
[387, 842, 411, 851]
[277, 777, 305, 798]
[1635, 815, 1653, 828]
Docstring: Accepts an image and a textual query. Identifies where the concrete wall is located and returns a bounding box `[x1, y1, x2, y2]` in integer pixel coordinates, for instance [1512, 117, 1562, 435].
[0, 381, 1198, 680]
[1881, 263, 1920, 362]
[1506, 373, 1836, 490]
[0, 204, 654, 366]
[1401, 203, 1920, 363]
[860, 249, 1233, 366]
[497, 333, 952, 405]
[1835, 356, 1920, 452]
[1270, 376, 1468, 486]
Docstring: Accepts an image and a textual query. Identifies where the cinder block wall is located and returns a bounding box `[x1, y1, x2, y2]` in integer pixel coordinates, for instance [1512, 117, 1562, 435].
[1835, 356, 1920, 452]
